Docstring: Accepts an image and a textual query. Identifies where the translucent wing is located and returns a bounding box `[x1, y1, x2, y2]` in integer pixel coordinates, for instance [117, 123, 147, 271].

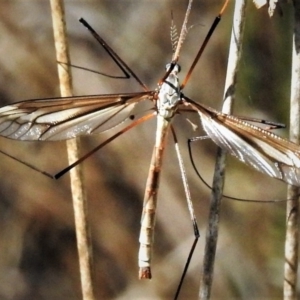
[186, 98, 300, 187]
[0, 92, 153, 141]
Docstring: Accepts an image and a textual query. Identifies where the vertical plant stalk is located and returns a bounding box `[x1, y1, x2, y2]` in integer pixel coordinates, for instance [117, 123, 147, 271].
[284, 1, 300, 298]
[49, 1, 95, 299]
[198, 1, 247, 299]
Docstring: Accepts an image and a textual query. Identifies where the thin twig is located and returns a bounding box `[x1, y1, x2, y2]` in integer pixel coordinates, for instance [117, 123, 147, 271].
[284, 1, 300, 298]
[199, 1, 247, 299]
[49, 1, 95, 299]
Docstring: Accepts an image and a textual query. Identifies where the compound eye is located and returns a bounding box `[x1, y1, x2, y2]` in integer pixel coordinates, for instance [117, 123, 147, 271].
[174, 64, 181, 73]
[165, 63, 181, 73]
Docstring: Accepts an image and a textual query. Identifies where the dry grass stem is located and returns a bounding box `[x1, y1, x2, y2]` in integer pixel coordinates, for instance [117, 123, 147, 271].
[49, 0, 95, 299]
[199, 1, 247, 299]
[284, 2, 300, 297]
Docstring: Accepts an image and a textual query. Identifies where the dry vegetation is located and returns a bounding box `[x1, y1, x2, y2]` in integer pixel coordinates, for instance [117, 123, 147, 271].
[0, 1, 295, 299]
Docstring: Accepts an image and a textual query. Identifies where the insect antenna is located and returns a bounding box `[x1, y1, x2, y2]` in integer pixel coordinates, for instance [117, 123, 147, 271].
[158, 0, 194, 85]
[170, 11, 179, 54]
[171, 0, 193, 62]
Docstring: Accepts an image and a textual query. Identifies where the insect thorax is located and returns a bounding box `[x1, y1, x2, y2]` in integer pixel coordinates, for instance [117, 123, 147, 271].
[157, 64, 181, 119]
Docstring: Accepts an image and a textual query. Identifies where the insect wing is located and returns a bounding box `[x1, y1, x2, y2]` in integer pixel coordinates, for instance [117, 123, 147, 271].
[189, 100, 300, 186]
[0, 92, 152, 141]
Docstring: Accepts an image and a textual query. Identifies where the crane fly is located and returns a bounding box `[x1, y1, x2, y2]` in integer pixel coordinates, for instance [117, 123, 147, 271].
[0, 0, 300, 286]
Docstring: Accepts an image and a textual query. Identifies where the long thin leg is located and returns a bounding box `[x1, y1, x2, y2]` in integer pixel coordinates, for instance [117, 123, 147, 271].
[0, 149, 54, 179]
[55, 113, 155, 179]
[180, 0, 229, 89]
[171, 126, 200, 300]
[79, 18, 148, 91]
[188, 133, 292, 204]
[0, 113, 155, 179]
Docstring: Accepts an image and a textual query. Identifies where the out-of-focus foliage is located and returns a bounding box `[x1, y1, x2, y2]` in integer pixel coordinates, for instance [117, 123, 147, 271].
[0, 1, 297, 299]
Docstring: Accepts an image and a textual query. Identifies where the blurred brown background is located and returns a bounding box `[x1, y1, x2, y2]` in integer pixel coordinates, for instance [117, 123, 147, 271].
[0, 0, 296, 299]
